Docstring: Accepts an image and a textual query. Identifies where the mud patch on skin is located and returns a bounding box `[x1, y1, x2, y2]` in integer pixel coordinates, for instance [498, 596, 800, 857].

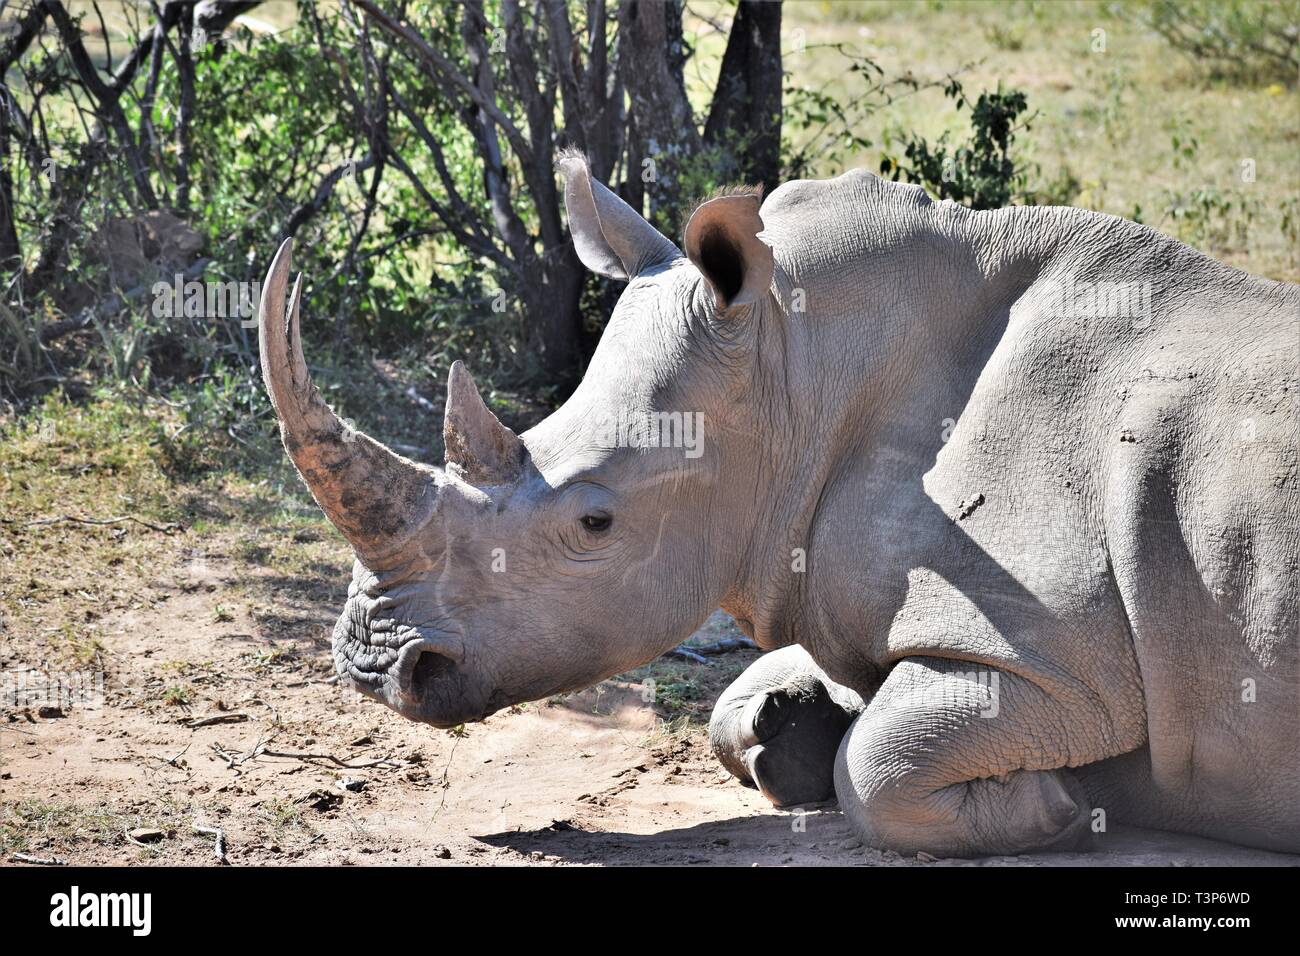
[955, 492, 985, 521]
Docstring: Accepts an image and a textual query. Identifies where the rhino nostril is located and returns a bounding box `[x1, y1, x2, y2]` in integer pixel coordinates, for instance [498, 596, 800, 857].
[409, 650, 454, 699]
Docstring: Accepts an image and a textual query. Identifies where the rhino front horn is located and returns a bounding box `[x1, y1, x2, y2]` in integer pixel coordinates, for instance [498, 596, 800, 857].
[259, 237, 439, 566]
[443, 361, 526, 486]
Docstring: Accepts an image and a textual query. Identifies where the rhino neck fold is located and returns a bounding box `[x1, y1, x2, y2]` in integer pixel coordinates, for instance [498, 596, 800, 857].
[723, 203, 1058, 665]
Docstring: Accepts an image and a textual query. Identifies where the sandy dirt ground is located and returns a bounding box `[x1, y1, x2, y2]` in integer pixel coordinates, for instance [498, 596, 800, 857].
[1, 552, 1296, 868]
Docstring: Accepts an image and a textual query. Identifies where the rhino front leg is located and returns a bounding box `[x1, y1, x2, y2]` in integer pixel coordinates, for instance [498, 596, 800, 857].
[709, 645, 866, 807]
[835, 657, 1098, 857]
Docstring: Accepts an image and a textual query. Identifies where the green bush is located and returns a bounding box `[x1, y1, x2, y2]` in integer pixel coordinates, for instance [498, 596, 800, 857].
[880, 80, 1077, 209]
[1135, 0, 1300, 86]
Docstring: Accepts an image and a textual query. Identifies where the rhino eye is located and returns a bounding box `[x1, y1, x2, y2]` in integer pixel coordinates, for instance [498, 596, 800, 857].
[580, 513, 612, 534]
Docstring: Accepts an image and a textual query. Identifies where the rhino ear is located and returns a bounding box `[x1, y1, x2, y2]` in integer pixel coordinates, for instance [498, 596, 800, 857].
[683, 192, 774, 311]
[444, 361, 526, 486]
[558, 151, 680, 281]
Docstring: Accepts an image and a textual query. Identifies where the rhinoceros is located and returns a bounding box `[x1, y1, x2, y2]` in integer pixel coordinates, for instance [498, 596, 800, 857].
[259, 152, 1298, 858]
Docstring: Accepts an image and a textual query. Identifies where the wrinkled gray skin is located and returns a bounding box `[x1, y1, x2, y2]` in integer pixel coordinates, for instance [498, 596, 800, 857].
[259, 153, 1299, 858]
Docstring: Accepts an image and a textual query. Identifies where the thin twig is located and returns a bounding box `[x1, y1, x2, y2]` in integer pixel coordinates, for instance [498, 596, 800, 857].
[663, 636, 756, 665]
[211, 740, 263, 772]
[192, 824, 227, 864]
[146, 742, 194, 785]
[692, 637, 758, 655]
[430, 734, 462, 823]
[185, 712, 250, 728]
[11, 852, 67, 865]
[1, 514, 183, 533]
[259, 748, 410, 770]
[153, 743, 191, 767]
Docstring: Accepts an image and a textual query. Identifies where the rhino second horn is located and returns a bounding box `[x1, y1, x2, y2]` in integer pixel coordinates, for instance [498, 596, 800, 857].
[259, 237, 439, 565]
[443, 361, 526, 486]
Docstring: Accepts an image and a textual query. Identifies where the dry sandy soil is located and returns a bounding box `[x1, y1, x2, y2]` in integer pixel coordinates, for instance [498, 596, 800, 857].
[1, 548, 1296, 868]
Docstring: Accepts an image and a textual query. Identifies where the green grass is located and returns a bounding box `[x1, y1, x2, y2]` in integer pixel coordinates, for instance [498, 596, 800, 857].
[0, 800, 126, 855]
[161, 685, 191, 707]
[0, 797, 191, 857]
[256, 797, 317, 847]
[616, 653, 755, 727]
[0, 391, 178, 521]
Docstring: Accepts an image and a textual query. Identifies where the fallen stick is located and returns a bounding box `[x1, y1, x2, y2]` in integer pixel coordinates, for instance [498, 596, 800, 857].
[147, 745, 196, 786]
[1, 514, 183, 534]
[11, 852, 67, 865]
[186, 712, 251, 728]
[211, 741, 263, 771]
[663, 636, 757, 664]
[259, 748, 410, 770]
[692, 637, 758, 655]
[153, 743, 192, 767]
[210, 729, 282, 773]
[192, 824, 227, 864]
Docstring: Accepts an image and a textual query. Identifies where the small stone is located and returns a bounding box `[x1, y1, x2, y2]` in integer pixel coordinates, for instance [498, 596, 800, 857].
[433, 845, 451, 859]
[129, 827, 165, 843]
[37, 705, 64, 719]
[840, 838, 862, 850]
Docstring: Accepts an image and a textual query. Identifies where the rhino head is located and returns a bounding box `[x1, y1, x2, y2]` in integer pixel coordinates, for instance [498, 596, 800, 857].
[259, 154, 776, 727]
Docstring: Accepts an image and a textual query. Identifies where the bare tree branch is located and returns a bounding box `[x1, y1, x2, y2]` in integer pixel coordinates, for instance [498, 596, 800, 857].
[352, 0, 536, 170]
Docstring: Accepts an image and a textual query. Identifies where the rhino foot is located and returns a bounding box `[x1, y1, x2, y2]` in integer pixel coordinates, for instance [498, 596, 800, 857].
[709, 645, 864, 807]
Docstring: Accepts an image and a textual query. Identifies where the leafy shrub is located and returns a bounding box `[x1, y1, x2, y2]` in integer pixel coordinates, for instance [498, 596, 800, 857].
[1134, 0, 1300, 86]
[880, 80, 1077, 209]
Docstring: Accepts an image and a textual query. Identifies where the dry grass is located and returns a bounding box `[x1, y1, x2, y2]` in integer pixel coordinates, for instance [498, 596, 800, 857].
[0, 391, 347, 674]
